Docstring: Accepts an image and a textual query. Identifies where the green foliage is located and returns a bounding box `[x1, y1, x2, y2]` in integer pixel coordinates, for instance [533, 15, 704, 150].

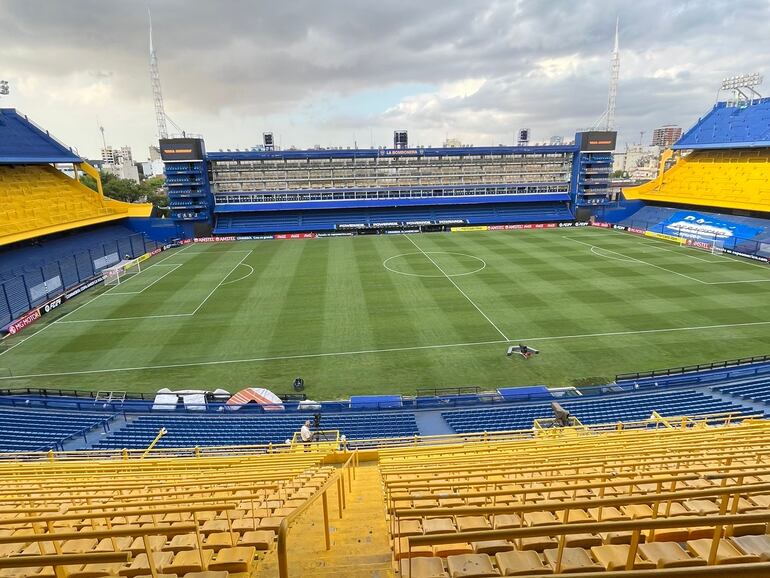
[80, 170, 167, 208]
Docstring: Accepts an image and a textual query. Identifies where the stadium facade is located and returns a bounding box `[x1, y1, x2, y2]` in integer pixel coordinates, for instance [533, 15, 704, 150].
[160, 131, 618, 236]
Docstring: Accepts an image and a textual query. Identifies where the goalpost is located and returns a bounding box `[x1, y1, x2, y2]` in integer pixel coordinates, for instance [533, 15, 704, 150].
[103, 257, 142, 286]
[677, 236, 726, 255]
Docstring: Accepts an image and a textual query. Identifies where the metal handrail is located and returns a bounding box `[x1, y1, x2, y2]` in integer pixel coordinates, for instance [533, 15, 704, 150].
[276, 450, 358, 578]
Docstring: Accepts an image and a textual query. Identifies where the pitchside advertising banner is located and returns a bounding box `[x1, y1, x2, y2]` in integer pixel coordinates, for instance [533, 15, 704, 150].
[652, 210, 762, 242]
[452, 222, 588, 233]
[590, 221, 770, 263]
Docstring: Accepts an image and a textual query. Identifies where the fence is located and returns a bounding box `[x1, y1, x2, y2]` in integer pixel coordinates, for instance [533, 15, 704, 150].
[0, 232, 158, 328]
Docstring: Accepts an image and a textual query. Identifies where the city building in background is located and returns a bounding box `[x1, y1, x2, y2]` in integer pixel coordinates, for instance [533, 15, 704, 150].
[652, 125, 683, 148]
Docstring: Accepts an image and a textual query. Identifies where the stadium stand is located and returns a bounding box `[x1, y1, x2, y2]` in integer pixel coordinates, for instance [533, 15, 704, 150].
[382, 418, 770, 576]
[0, 406, 115, 452]
[623, 149, 770, 213]
[0, 447, 347, 578]
[673, 98, 770, 149]
[441, 389, 749, 434]
[93, 411, 420, 449]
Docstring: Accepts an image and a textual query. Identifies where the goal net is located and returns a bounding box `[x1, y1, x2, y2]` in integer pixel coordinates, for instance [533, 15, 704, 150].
[712, 239, 725, 255]
[103, 257, 142, 286]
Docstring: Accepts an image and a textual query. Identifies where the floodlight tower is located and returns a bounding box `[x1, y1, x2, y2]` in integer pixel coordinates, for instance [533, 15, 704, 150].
[0, 80, 9, 98]
[719, 73, 763, 105]
[605, 17, 620, 131]
[148, 9, 169, 140]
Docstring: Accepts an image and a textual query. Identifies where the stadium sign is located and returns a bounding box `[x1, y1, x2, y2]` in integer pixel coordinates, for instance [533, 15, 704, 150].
[159, 138, 205, 161]
[578, 131, 617, 151]
[5, 308, 41, 335]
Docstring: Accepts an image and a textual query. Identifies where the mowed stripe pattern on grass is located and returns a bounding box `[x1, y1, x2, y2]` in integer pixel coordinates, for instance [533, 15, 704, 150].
[2, 228, 770, 396]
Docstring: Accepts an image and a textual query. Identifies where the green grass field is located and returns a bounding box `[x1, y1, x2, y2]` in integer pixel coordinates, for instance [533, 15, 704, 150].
[2, 227, 770, 398]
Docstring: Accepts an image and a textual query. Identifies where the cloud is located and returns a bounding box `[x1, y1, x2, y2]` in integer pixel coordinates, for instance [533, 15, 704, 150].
[1, 0, 769, 156]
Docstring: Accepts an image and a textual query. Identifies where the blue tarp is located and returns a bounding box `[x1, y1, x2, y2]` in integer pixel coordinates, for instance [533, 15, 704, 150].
[349, 395, 403, 409]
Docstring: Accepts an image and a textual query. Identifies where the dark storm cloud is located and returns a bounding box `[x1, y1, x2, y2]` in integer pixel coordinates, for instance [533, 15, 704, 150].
[2, 0, 770, 153]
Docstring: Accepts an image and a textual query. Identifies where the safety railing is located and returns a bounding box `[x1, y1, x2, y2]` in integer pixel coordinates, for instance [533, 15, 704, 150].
[0, 411, 759, 462]
[396, 480, 770, 575]
[277, 449, 358, 578]
[617, 354, 770, 382]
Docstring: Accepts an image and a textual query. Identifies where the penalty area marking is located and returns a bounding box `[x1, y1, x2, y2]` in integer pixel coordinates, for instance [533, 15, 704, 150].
[222, 263, 255, 286]
[383, 251, 486, 278]
[589, 246, 637, 263]
[5, 318, 770, 380]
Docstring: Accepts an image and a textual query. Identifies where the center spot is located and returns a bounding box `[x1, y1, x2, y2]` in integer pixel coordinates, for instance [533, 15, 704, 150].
[383, 251, 486, 278]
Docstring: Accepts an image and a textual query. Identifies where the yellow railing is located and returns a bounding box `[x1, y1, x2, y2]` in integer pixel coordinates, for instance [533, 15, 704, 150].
[276, 449, 358, 578]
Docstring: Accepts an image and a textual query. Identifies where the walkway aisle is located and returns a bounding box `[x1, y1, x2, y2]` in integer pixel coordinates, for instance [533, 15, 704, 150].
[259, 461, 395, 577]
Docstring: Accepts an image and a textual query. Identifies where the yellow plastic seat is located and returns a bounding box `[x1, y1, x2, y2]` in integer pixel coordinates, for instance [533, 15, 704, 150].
[397, 519, 424, 536]
[588, 506, 626, 522]
[182, 572, 229, 578]
[200, 520, 229, 536]
[208, 546, 256, 573]
[493, 514, 522, 529]
[395, 537, 434, 560]
[686, 538, 761, 565]
[257, 517, 283, 532]
[456, 516, 491, 532]
[446, 553, 498, 578]
[495, 550, 551, 575]
[203, 532, 235, 551]
[162, 533, 198, 553]
[162, 549, 213, 575]
[119, 551, 174, 577]
[563, 533, 602, 548]
[473, 540, 514, 555]
[524, 511, 558, 526]
[591, 544, 656, 570]
[433, 542, 474, 557]
[519, 535, 558, 552]
[558, 509, 594, 524]
[239, 530, 275, 550]
[399, 557, 448, 578]
[731, 535, 770, 561]
[423, 518, 456, 534]
[128, 535, 167, 555]
[544, 547, 602, 573]
[638, 542, 707, 568]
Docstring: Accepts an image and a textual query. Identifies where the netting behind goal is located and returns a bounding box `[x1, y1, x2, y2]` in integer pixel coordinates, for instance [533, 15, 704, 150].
[103, 258, 142, 286]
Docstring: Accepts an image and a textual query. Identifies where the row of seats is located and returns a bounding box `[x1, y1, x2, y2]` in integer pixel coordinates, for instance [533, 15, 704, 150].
[623, 149, 770, 213]
[0, 407, 115, 452]
[214, 203, 574, 234]
[0, 450, 338, 577]
[441, 389, 748, 433]
[379, 418, 770, 576]
[94, 411, 420, 449]
[675, 98, 770, 148]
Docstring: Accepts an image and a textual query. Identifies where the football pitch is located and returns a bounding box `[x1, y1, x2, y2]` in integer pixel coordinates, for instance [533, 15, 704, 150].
[2, 227, 770, 398]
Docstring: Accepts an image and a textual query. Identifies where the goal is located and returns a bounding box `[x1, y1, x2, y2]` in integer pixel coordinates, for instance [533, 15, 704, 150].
[103, 257, 142, 286]
[711, 239, 725, 255]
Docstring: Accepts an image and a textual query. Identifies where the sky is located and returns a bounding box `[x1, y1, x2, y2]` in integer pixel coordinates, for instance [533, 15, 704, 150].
[2, 0, 769, 160]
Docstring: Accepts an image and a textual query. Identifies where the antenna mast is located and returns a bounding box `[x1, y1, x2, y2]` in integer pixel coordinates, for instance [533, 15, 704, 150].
[605, 17, 620, 131]
[149, 9, 169, 140]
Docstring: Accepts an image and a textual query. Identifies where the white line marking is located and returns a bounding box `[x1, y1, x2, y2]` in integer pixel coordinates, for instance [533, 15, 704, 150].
[190, 251, 252, 315]
[383, 251, 486, 278]
[5, 318, 770, 380]
[405, 235, 509, 341]
[104, 264, 182, 295]
[590, 246, 636, 263]
[221, 263, 255, 286]
[57, 251, 254, 323]
[57, 313, 193, 324]
[565, 236, 709, 285]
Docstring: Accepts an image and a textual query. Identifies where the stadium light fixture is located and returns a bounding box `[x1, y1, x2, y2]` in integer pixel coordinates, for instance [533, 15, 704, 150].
[719, 73, 763, 103]
[0, 80, 9, 96]
[721, 73, 763, 91]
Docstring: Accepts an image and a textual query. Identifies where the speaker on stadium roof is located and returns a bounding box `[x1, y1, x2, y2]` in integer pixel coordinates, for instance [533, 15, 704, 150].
[393, 130, 408, 149]
[263, 132, 274, 151]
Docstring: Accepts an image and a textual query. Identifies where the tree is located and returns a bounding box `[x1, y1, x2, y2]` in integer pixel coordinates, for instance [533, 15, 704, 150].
[80, 170, 167, 209]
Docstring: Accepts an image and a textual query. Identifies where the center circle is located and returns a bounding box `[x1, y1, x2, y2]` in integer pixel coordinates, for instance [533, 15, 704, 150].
[383, 251, 487, 278]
